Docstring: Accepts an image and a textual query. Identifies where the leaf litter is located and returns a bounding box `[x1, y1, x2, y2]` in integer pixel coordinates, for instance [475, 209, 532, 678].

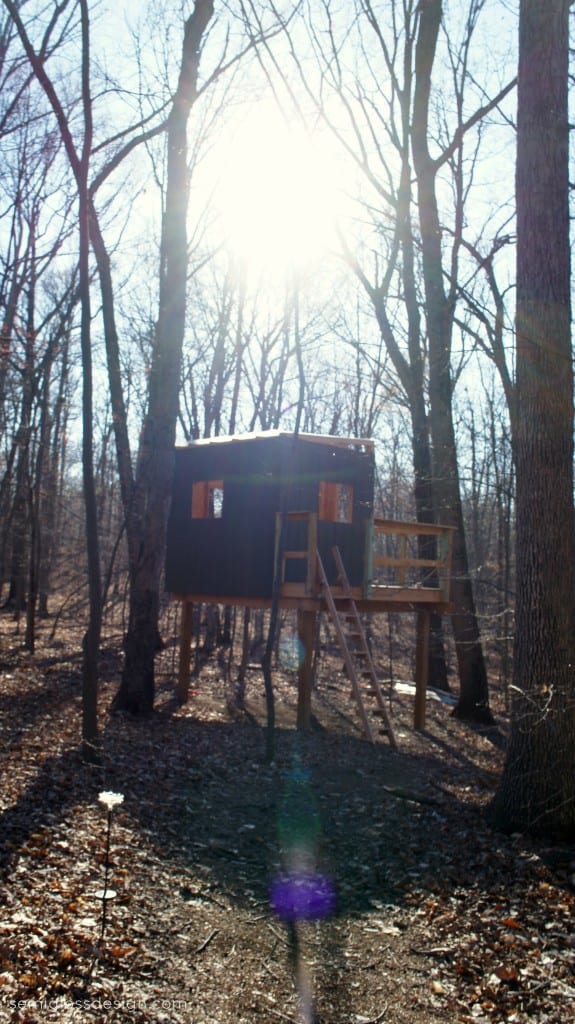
[0, 615, 573, 1023]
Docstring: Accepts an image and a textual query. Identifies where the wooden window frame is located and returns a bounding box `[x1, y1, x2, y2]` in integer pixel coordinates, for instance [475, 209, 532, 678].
[192, 480, 224, 519]
[318, 481, 353, 523]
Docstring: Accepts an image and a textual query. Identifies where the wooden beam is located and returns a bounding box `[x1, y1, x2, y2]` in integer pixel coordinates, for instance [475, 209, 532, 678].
[170, 591, 454, 614]
[305, 512, 318, 595]
[296, 607, 317, 731]
[414, 610, 431, 730]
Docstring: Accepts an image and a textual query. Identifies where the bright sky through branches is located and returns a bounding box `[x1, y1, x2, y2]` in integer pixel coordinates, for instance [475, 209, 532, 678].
[207, 100, 347, 288]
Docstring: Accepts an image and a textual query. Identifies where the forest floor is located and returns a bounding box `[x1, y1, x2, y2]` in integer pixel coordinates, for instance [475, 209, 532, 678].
[0, 610, 574, 1024]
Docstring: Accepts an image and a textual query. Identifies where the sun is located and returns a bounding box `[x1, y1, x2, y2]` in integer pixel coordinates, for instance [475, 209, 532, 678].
[210, 101, 343, 288]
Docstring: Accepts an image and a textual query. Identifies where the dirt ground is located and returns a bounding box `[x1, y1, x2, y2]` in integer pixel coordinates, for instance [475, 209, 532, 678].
[0, 611, 574, 1024]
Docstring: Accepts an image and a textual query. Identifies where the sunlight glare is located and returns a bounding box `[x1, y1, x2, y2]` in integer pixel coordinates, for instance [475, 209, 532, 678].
[212, 102, 341, 286]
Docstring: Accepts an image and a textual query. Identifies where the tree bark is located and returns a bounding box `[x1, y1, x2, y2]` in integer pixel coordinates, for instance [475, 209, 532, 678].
[343, 3, 450, 691]
[411, 0, 492, 722]
[399, 152, 449, 692]
[489, 0, 575, 838]
[112, 0, 214, 714]
[78, 0, 101, 762]
[2, 0, 103, 757]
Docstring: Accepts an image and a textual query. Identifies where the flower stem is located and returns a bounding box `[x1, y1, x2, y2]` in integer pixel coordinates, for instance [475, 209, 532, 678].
[100, 809, 112, 942]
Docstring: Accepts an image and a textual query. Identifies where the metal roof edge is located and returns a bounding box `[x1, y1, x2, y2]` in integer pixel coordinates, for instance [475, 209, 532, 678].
[176, 430, 375, 452]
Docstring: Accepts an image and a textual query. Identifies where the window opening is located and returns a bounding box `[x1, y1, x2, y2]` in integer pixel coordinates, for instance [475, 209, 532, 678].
[319, 481, 353, 523]
[192, 480, 224, 519]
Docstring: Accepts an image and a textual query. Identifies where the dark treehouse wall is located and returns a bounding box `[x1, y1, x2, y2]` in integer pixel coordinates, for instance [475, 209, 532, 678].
[165, 434, 374, 600]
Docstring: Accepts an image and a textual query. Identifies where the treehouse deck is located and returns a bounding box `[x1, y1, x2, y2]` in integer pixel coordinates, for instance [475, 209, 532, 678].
[173, 515, 454, 612]
[173, 513, 455, 735]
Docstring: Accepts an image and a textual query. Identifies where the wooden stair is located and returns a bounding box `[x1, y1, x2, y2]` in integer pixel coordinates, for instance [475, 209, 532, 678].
[317, 547, 397, 749]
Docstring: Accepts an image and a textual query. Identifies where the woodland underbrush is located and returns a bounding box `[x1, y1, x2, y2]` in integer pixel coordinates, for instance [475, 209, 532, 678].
[0, 606, 573, 1024]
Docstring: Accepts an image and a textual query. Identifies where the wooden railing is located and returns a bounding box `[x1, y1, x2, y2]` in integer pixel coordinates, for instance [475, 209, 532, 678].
[277, 512, 454, 603]
[371, 518, 454, 602]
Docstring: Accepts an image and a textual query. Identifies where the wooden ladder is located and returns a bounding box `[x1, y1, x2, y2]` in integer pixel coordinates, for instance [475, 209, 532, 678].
[316, 547, 397, 749]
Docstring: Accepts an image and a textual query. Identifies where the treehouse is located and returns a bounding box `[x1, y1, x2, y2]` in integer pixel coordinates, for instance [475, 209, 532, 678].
[165, 431, 455, 741]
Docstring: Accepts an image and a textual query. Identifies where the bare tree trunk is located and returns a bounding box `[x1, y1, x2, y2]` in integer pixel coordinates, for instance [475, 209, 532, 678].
[2, 0, 103, 756]
[39, 331, 70, 618]
[370, 278, 449, 691]
[6, 426, 29, 616]
[339, 3, 450, 693]
[112, 0, 214, 714]
[5, 233, 36, 617]
[412, 0, 492, 723]
[490, 0, 575, 837]
[78, 0, 101, 762]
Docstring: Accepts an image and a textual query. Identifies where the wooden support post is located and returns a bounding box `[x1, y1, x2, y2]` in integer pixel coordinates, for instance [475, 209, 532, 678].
[296, 607, 317, 730]
[177, 600, 194, 703]
[305, 513, 318, 595]
[414, 610, 430, 730]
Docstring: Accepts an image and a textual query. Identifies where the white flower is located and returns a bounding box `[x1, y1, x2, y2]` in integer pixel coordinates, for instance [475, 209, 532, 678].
[98, 790, 124, 811]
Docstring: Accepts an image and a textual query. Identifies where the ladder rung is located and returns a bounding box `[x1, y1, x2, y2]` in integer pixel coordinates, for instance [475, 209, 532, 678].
[318, 544, 396, 749]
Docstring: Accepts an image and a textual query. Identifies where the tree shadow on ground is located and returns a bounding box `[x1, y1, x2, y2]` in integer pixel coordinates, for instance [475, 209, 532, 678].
[0, 747, 101, 877]
[0, 663, 505, 924]
[99, 699, 483, 920]
[2, 668, 569, 1024]
[97, 703, 476, 1024]
[0, 643, 122, 756]
[1, 693, 460, 1022]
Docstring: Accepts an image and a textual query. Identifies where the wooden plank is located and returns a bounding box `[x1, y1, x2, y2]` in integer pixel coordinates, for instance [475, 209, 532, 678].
[439, 527, 454, 602]
[366, 586, 452, 603]
[373, 556, 443, 569]
[330, 546, 397, 748]
[284, 510, 314, 521]
[357, 599, 455, 615]
[363, 516, 374, 598]
[317, 551, 375, 742]
[306, 512, 318, 595]
[169, 590, 454, 614]
[374, 518, 456, 537]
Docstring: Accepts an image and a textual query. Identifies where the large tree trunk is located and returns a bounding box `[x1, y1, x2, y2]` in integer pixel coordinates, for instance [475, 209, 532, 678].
[410, 393, 449, 692]
[412, 0, 492, 723]
[2, 0, 102, 755]
[398, 82, 450, 691]
[38, 329, 71, 618]
[112, 0, 214, 714]
[5, 240, 36, 616]
[489, 0, 575, 838]
[78, 0, 101, 762]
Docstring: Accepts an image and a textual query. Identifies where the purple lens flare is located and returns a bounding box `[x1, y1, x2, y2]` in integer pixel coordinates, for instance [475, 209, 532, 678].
[270, 871, 336, 921]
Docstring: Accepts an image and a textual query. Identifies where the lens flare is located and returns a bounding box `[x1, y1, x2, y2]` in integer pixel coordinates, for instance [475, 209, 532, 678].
[270, 751, 336, 1023]
[270, 871, 336, 922]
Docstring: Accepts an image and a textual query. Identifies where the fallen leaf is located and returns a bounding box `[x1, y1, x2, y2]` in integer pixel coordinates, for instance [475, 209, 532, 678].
[495, 965, 519, 982]
[501, 917, 523, 930]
